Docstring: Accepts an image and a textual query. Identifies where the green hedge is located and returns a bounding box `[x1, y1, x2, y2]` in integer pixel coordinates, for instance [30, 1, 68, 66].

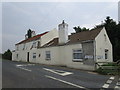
[95, 63, 120, 75]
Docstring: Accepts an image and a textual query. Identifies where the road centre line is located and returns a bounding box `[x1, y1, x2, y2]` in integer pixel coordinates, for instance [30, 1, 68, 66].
[43, 68, 73, 76]
[45, 75, 88, 89]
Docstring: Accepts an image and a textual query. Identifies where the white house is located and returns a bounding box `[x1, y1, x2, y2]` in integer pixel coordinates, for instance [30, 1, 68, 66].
[12, 21, 113, 70]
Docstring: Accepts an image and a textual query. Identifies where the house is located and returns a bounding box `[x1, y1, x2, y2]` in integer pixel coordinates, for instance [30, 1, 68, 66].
[12, 21, 113, 70]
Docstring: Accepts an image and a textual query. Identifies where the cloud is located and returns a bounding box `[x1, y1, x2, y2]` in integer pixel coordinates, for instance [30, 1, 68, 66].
[2, 2, 117, 53]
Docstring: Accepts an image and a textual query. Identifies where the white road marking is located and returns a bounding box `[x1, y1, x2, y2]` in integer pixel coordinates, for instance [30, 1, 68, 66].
[106, 80, 112, 84]
[102, 76, 115, 88]
[43, 68, 73, 76]
[110, 76, 115, 80]
[102, 84, 109, 88]
[117, 82, 120, 86]
[18, 67, 31, 72]
[45, 75, 87, 89]
[115, 86, 120, 89]
[16, 65, 24, 67]
[16, 64, 32, 72]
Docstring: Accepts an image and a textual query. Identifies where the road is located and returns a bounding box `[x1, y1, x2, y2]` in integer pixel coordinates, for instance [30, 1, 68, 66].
[2, 60, 120, 89]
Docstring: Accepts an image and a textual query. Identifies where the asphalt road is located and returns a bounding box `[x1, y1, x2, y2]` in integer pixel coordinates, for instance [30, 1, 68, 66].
[2, 60, 120, 89]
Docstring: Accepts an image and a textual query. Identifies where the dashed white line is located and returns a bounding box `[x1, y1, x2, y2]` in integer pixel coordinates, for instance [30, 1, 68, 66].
[106, 80, 112, 84]
[102, 84, 109, 88]
[110, 76, 115, 80]
[45, 75, 87, 89]
[117, 82, 120, 86]
[115, 86, 120, 89]
[102, 76, 115, 88]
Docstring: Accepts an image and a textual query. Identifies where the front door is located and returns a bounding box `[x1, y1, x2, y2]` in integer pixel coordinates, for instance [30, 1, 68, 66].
[27, 52, 29, 62]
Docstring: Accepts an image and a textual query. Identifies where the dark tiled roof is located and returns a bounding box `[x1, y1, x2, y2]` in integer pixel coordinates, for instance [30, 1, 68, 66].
[16, 32, 48, 45]
[42, 27, 103, 47]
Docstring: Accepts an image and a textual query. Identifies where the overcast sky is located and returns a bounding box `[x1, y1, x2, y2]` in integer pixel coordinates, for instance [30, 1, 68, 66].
[1, 1, 118, 53]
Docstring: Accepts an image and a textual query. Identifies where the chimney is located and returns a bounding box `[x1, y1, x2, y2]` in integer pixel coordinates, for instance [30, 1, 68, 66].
[58, 20, 68, 45]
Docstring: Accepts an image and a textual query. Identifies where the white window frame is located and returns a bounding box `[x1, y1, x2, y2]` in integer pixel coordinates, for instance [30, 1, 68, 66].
[73, 49, 83, 61]
[33, 53, 36, 59]
[45, 51, 51, 60]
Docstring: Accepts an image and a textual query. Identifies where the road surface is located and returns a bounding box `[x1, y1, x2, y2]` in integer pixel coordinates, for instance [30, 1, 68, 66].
[2, 60, 120, 89]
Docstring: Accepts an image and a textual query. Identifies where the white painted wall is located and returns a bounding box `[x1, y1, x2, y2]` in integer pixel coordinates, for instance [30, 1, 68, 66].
[12, 27, 112, 71]
[95, 28, 113, 62]
[58, 22, 68, 44]
[41, 28, 58, 46]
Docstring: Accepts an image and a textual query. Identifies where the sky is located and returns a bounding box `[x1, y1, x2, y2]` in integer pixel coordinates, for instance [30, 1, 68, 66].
[1, 1, 119, 53]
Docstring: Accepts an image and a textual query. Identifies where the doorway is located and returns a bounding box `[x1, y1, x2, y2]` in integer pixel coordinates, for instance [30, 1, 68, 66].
[27, 52, 29, 62]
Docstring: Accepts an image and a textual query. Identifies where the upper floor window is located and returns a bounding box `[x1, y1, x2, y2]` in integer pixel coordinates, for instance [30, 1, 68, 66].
[32, 41, 36, 48]
[105, 49, 108, 59]
[45, 51, 51, 60]
[37, 41, 40, 48]
[23, 44, 25, 50]
[73, 49, 83, 61]
[104, 34, 107, 41]
[16, 45, 19, 51]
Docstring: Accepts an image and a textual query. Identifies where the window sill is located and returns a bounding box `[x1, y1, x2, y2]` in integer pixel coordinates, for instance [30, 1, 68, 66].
[46, 58, 51, 60]
[72, 59, 83, 62]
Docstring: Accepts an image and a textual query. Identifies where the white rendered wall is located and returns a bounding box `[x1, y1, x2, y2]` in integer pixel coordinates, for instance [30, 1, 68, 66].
[41, 28, 58, 46]
[95, 28, 113, 62]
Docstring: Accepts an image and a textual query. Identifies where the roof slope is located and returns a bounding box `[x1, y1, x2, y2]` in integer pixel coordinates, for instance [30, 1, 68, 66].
[16, 32, 48, 45]
[42, 27, 102, 47]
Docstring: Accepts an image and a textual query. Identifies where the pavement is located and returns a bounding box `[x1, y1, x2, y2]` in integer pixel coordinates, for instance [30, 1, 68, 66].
[2, 60, 120, 89]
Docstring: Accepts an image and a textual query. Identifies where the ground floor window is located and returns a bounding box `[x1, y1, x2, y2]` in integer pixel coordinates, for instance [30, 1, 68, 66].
[16, 54, 18, 59]
[33, 53, 36, 59]
[45, 51, 51, 60]
[73, 49, 83, 61]
[105, 49, 108, 59]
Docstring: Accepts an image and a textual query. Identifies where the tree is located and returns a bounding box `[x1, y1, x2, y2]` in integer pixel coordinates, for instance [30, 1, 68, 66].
[27, 29, 32, 38]
[95, 16, 120, 62]
[2, 49, 12, 60]
[73, 26, 89, 33]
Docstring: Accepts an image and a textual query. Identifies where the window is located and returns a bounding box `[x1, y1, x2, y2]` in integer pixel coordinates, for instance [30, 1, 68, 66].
[16, 45, 19, 51]
[37, 41, 40, 48]
[105, 49, 108, 59]
[33, 41, 36, 48]
[23, 44, 25, 50]
[16, 54, 18, 59]
[45, 51, 51, 60]
[73, 49, 83, 61]
[33, 53, 36, 59]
